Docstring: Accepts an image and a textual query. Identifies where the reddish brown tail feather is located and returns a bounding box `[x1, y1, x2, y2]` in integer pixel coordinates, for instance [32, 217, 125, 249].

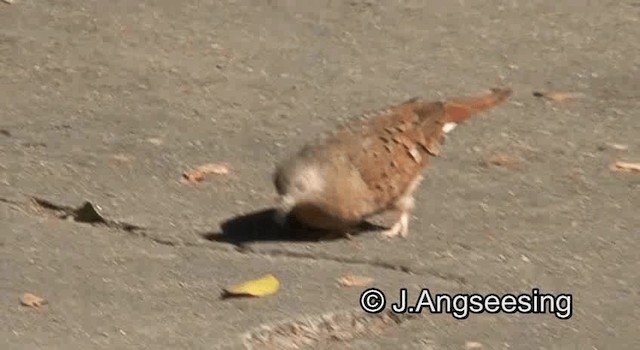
[444, 88, 512, 123]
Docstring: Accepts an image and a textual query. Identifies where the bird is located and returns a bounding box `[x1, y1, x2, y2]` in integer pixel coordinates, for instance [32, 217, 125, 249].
[272, 87, 512, 239]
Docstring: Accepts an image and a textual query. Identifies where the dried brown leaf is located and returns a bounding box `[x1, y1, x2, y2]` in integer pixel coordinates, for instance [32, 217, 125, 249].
[182, 169, 205, 183]
[609, 161, 640, 173]
[465, 341, 484, 350]
[337, 274, 374, 287]
[197, 163, 230, 175]
[533, 91, 585, 102]
[607, 143, 629, 151]
[182, 163, 229, 183]
[111, 154, 134, 164]
[146, 137, 163, 145]
[484, 152, 520, 168]
[20, 293, 47, 308]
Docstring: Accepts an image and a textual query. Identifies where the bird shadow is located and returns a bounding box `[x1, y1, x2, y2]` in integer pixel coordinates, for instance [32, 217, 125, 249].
[201, 208, 382, 246]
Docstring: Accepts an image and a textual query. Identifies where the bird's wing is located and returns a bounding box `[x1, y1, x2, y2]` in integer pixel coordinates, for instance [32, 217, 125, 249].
[334, 99, 448, 213]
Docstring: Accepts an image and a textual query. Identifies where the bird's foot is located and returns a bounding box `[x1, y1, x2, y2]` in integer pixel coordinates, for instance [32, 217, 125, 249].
[381, 212, 409, 239]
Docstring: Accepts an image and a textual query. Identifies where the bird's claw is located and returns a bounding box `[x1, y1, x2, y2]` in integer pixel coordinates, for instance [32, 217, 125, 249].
[380, 212, 409, 239]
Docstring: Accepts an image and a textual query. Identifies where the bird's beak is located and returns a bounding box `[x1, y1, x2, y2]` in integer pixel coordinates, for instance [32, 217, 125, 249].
[273, 195, 295, 226]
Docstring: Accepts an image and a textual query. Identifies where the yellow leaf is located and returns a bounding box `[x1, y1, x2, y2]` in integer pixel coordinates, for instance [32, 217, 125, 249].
[223, 274, 280, 297]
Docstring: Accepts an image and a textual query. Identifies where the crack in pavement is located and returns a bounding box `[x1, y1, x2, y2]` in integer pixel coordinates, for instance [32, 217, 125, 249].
[0, 195, 467, 285]
[235, 244, 413, 273]
[0, 195, 189, 246]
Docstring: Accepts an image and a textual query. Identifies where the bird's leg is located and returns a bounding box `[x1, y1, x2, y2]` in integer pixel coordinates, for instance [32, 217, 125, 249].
[365, 206, 400, 238]
[381, 217, 403, 238]
[398, 210, 410, 238]
[380, 210, 410, 239]
[381, 209, 409, 239]
[380, 175, 422, 239]
[381, 196, 414, 239]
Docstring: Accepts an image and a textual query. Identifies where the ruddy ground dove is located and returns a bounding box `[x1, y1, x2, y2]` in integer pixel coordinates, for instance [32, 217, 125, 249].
[273, 87, 512, 239]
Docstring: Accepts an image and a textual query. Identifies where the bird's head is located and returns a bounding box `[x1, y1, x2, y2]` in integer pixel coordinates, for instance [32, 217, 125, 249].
[272, 155, 325, 226]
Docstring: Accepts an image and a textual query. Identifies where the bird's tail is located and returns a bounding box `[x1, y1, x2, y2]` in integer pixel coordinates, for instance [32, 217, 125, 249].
[442, 87, 512, 133]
